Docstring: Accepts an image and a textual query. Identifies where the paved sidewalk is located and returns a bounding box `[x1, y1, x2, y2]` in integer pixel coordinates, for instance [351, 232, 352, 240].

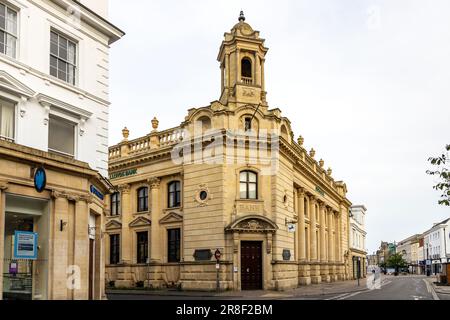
[425, 276, 450, 295]
[106, 277, 378, 299]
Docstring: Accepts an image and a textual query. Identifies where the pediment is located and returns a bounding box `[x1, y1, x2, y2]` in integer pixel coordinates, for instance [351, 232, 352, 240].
[129, 216, 151, 228]
[225, 215, 278, 233]
[105, 220, 122, 230]
[0, 71, 35, 98]
[160, 212, 183, 224]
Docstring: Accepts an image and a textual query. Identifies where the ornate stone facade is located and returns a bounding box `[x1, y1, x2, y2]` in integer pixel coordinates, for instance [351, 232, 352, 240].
[106, 13, 352, 291]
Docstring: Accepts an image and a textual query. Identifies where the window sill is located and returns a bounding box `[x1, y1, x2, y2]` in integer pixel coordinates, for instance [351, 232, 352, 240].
[48, 148, 74, 159]
[164, 207, 182, 213]
[107, 214, 121, 219]
[134, 211, 150, 216]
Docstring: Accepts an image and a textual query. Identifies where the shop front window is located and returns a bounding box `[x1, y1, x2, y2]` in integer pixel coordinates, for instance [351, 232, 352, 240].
[2, 195, 49, 300]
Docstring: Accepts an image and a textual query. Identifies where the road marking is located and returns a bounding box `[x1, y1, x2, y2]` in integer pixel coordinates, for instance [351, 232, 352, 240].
[337, 291, 363, 300]
[423, 279, 440, 300]
[325, 293, 352, 300]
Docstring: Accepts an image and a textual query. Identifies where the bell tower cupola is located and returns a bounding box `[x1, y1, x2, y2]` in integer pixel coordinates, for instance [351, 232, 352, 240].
[218, 11, 269, 106]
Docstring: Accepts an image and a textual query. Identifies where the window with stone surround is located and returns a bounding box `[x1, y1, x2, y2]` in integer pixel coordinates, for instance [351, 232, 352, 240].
[137, 187, 148, 212]
[239, 171, 257, 200]
[110, 234, 120, 265]
[168, 181, 181, 208]
[168, 228, 180, 263]
[136, 231, 148, 264]
[241, 57, 252, 80]
[111, 192, 121, 216]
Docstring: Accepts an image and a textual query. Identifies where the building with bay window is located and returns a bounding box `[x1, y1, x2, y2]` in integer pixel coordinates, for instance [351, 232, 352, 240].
[106, 12, 352, 291]
[0, 0, 123, 300]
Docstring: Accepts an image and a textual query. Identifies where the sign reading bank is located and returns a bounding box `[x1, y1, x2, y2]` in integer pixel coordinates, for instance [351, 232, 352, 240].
[14, 231, 38, 260]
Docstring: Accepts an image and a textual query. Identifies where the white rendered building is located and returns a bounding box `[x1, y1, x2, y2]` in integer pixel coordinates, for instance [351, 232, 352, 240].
[423, 218, 450, 275]
[349, 205, 367, 279]
[0, 0, 123, 176]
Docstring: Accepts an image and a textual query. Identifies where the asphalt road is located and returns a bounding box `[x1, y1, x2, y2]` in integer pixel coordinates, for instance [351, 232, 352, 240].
[303, 276, 445, 300]
[107, 276, 448, 300]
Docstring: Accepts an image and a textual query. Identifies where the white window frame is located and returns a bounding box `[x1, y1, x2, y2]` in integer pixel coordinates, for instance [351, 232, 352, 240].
[49, 28, 78, 86]
[0, 1, 18, 59]
[47, 112, 77, 158]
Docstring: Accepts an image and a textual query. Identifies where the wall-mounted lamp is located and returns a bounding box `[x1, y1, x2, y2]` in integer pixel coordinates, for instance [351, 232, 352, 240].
[60, 220, 67, 232]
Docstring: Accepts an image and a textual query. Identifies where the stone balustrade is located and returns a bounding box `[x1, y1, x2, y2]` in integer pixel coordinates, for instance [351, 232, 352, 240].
[109, 127, 185, 160]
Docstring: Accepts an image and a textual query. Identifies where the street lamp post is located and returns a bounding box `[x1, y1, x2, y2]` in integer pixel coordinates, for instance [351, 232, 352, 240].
[427, 243, 432, 277]
[214, 249, 221, 292]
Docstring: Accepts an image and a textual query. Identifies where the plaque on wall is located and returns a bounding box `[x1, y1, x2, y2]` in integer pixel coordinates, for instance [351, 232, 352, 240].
[193, 249, 213, 261]
[282, 249, 291, 261]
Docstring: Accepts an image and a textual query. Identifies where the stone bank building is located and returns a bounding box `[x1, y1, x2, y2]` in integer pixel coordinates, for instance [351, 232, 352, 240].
[106, 13, 353, 291]
[0, 0, 123, 299]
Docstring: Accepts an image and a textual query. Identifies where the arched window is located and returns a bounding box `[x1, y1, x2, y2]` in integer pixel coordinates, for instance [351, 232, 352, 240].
[137, 187, 148, 212]
[239, 171, 257, 199]
[197, 116, 211, 132]
[241, 58, 252, 79]
[168, 181, 181, 208]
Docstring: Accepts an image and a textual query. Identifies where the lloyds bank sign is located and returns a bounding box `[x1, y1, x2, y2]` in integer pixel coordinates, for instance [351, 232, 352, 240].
[109, 169, 138, 180]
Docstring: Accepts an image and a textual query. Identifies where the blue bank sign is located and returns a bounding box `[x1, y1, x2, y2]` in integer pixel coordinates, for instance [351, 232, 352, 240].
[34, 167, 46, 193]
[90, 185, 104, 200]
[14, 231, 38, 260]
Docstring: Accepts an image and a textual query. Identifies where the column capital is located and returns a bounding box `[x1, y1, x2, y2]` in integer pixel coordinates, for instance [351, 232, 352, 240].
[308, 194, 316, 201]
[318, 201, 326, 209]
[118, 184, 131, 194]
[51, 190, 67, 199]
[78, 194, 94, 204]
[298, 187, 306, 195]
[0, 180, 8, 190]
[148, 177, 161, 189]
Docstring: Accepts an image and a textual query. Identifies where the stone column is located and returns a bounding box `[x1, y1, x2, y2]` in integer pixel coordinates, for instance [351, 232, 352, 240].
[0, 182, 8, 300]
[293, 189, 298, 261]
[327, 208, 334, 262]
[73, 196, 90, 300]
[298, 189, 306, 261]
[298, 189, 310, 285]
[319, 202, 330, 282]
[319, 202, 326, 262]
[309, 195, 317, 261]
[119, 184, 132, 264]
[256, 54, 261, 86]
[236, 49, 240, 83]
[309, 195, 320, 284]
[225, 53, 230, 88]
[336, 211, 343, 280]
[327, 207, 336, 281]
[51, 191, 69, 300]
[261, 58, 266, 92]
[149, 178, 162, 262]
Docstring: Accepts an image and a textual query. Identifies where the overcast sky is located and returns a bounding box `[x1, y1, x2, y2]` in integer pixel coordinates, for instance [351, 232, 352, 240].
[108, 0, 450, 253]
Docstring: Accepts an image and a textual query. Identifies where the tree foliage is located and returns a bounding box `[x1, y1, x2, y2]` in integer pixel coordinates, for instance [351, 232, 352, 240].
[387, 253, 408, 272]
[426, 144, 450, 206]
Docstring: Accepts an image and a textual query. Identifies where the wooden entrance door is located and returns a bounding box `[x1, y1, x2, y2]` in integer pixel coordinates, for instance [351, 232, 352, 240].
[241, 241, 262, 290]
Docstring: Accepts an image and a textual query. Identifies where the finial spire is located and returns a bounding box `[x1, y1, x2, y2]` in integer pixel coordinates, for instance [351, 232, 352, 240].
[239, 10, 245, 22]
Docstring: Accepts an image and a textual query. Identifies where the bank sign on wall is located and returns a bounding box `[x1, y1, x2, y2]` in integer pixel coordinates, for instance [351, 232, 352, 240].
[14, 231, 38, 260]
